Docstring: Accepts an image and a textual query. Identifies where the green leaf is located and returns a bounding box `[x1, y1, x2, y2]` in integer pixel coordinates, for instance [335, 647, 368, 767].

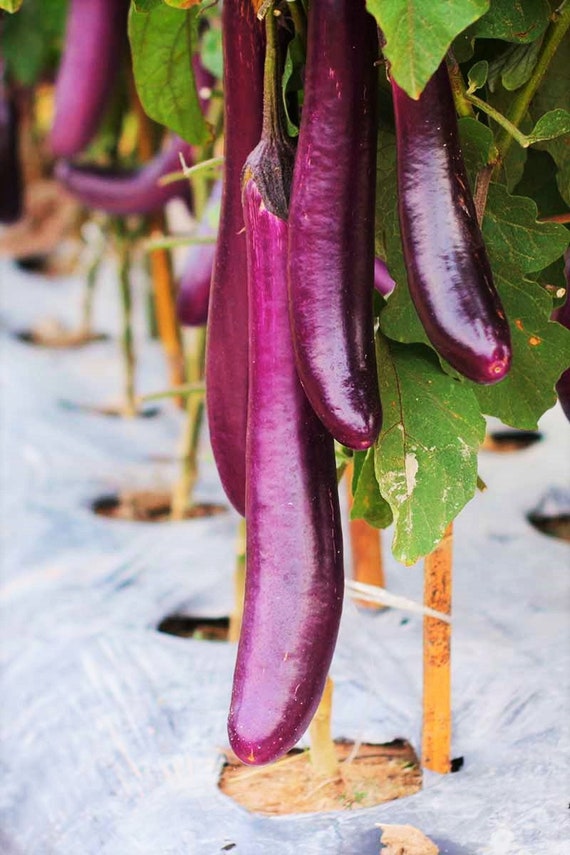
[1, 0, 67, 85]
[0, 0, 23, 11]
[132, 0, 161, 10]
[468, 0, 550, 43]
[526, 108, 570, 145]
[374, 336, 485, 565]
[530, 32, 570, 205]
[487, 39, 543, 93]
[366, 0, 489, 98]
[467, 60, 489, 92]
[201, 24, 222, 80]
[351, 449, 393, 530]
[128, 3, 210, 145]
[282, 31, 304, 137]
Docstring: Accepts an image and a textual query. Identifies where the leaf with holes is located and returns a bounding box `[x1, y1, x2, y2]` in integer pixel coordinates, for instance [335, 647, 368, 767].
[374, 335, 485, 565]
[128, 3, 210, 144]
[366, 0, 489, 98]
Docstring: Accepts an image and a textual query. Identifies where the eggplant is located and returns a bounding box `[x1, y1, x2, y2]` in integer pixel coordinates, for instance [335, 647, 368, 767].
[374, 257, 395, 298]
[228, 7, 344, 767]
[54, 135, 193, 215]
[391, 61, 512, 384]
[0, 62, 22, 224]
[176, 180, 221, 327]
[205, 0, 264, 516]
[288, 0, 382, 451]
[51, 0, 130, 158]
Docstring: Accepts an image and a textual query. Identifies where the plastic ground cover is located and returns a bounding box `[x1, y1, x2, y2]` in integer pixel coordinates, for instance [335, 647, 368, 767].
[0, 258, 569, 855]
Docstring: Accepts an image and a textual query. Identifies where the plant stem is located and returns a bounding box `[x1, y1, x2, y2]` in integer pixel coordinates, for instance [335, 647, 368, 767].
[345, 460, 386, 609]
[493, 0, 570, 169]
[422, 523, 453, 774]
[466, 92, 530, 148]
[170, 327, 206, 520]
[446, 53, 475, 119]
[115, 228, 137, 418]
[79, 244, 103, 335]
[287, 0, 307, 49]
[228, 518, 247, 643]
[309, 677, 340, 779]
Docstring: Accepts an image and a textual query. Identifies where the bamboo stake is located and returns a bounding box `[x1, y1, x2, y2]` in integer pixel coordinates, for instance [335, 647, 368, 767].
[422, 523, 453, 773]
[345, 460, 385, 609]
[308, 677, 340, 779]
[228, 518, 247, 643]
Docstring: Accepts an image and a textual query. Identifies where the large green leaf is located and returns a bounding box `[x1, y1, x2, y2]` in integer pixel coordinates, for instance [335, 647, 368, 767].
[468, 0, 550, 43]
[0, 0, 23, 11]
[374, 336, 485, 565]
[366, 0, 489, 98]
[1, 0, 67, 85]
[128, 2, 210, 145]
[351, 448, 393, 529]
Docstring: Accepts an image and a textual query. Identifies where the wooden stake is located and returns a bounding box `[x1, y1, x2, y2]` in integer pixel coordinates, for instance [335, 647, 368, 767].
[308, 677, 340, 779]
[422, 523, 453, 773]
[345, 460, 385, 609]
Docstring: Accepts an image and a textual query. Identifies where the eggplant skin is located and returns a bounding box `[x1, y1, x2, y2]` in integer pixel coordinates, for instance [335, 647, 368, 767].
[392, 62, 512, 385]
[228, 180, 344, 766]
[288, 0, 382, 451]
[0, 76, 23, 225]
[54, 135, 193, 215]
[374, 257, 395, 298]
[205, 0, 264, 516]
[176, 181, 221, 327]
[50, 0, 130, 158]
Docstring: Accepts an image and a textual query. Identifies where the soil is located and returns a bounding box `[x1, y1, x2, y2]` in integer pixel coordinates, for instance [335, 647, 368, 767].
[527, 512, 570, 542]
[157, 614, 230, 642]
[91, 490, 227, 523]
[16, 319, 107, 349]
[219, 739, 422, 815]
[481, 430, 543, 452]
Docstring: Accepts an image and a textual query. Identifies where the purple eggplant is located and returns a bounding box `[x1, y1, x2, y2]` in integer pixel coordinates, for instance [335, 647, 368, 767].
[228, 183, 343, 767]
[205, 0, 264, 516]
[374, 257, 396, 298]
[391, 62, 512, 384]
[54, 135, 193, 215]
[50, 0, 130, 158]
[176, 180, 221, 327]
[288, 0, 381, 451]
[0, 63, 23, 224]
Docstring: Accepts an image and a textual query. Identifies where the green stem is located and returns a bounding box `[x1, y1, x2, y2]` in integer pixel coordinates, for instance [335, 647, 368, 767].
[287, 0, 307, 49]
[466, 92, 531, 148]
[494, 0, 570, 167]
[80, 250, 102, 335]
[446, 53, 475, 119]
[170, 328, 207, 520]
[261, 2, 285, 144]
[116, 229, 137, 418]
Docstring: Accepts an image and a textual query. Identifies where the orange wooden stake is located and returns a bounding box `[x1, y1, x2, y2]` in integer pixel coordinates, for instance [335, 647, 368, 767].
[422, 523, 453, 773]
[308, 676, 340, 779]
[345, 460, 385, 609]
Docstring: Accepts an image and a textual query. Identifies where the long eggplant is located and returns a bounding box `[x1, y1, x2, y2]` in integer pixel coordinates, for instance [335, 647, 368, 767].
[54, 135, 193, 215]
[50, 0, 130, 158]
[0, 62, 22, 224]
[374, 257, 395, 298]
[205, 0, 265, 516]
[391, 61, 512, 384]
[176, 181, 221, 327]
[228, 9, 343, 763]
[288, 0, 382, 450]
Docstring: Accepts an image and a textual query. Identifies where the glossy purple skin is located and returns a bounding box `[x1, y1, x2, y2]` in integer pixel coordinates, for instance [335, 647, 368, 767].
[374, 257, 396, 298]
[288, 0, 381, 451]
[176, 181, 221, 327]
[0, 71, 23, 224]
[392, 62, 512, 385]
[54, 135, 193, 215]
[228, 180, 344, 766]
[50, 0, 129, 158]
[205, 0, 264, 516]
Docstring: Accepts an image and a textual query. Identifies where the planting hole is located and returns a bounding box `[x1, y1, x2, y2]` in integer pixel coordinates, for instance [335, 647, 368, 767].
[482, 430, 543, 452]
[158, 614, 230, 642]
[527, 488, 570, 542]
[15, 320, 108, 349]
[219, 738, 422, 815]
[91, 490, 227, 522]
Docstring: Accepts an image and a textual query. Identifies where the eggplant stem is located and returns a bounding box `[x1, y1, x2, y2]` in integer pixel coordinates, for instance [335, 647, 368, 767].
[228, 518, 247, 643]
[170, 328, 206, 520]
[422, 523, 453, 774]
[309, 677, 340, 779]
[286, 0, 307, 49]
[115, 231, 137, 419]
[345, 460, 386, 609]
[493, 0, 570, 171]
